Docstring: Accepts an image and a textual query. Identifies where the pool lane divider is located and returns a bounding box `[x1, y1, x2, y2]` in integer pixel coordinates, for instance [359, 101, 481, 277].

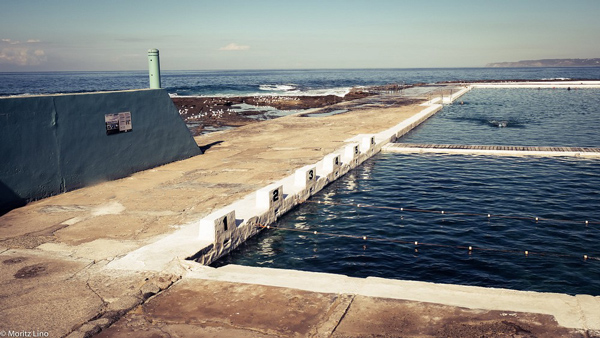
[383, 143, 600, 158]
[106, 86, 472, 272]
[471, 81, 600, 89]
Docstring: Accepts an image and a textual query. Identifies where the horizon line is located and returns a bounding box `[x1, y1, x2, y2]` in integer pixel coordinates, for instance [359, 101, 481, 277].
[5, 65, 600, 74]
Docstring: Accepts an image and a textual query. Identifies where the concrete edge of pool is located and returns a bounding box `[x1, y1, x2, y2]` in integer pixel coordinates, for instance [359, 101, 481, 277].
[182, 263, 600, 332]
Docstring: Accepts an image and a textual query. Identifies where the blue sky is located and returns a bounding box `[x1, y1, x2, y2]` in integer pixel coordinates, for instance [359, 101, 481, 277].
[1, 0, 599, 71]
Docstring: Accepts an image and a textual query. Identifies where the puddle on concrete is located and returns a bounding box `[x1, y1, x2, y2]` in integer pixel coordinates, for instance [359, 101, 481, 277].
[185, 123, 234, 135]
[301, 109, 349, 117]
[3, 257, 28, 265]
[14, 263, 47, 279]
[231, 103, 304, 119]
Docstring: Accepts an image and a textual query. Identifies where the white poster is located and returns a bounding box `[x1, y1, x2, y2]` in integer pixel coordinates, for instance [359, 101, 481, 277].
[118, 112, 132, 132]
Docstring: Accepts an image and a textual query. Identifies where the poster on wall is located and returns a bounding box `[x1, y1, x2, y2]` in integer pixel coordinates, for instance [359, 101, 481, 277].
[105, 112, 132, 135]
[118, 112, 132, 132]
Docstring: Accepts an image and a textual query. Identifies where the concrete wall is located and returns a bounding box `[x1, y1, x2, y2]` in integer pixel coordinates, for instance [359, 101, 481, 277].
[0, 89, 201, 213]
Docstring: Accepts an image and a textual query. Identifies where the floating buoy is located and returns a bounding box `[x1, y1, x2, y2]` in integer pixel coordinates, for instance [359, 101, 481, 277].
[314, 231, 318, 235]
[363, 236, 367, 240]
[469, 246, 473, 251]
[525, 251, 529, 256]
[584, 255, 588, 260]
[414, 241, 418, 246]
[441, 210, 445, 214]
[487, 214, 491, 218]
[535, 217, 539, 222]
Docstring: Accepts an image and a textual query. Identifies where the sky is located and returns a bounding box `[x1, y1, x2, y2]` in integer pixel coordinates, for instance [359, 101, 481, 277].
[1, 0, 599, 71]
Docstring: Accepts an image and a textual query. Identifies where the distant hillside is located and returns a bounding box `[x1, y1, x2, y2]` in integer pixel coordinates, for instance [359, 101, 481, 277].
[486, 58, 600, 67]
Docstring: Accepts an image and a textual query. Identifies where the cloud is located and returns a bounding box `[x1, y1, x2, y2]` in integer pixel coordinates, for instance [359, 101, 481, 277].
[0, 38, 47, 66]
[219, 43, 250, 51]
[2, 38, 20, 45]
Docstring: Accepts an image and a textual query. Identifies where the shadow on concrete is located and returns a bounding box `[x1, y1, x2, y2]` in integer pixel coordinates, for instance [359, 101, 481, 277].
[199, 141, 223, 153]
[0, 181, 26, 216]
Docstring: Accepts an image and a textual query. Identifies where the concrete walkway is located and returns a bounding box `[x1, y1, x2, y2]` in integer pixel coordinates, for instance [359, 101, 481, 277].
[1, 83, 599, 337]
[96, 265, 595, 338]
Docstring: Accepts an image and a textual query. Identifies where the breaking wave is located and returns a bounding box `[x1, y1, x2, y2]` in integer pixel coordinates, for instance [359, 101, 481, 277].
[259, 84, 297, 92]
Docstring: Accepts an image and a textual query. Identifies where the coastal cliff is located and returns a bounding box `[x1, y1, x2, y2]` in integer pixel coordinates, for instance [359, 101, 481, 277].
[486, 58, 600, 67]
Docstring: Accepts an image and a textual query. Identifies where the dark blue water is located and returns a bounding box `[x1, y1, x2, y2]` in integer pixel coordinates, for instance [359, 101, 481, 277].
[401, 88, 600, 147]
[216, 154, 600, 295]
[2, 67, 600, 97]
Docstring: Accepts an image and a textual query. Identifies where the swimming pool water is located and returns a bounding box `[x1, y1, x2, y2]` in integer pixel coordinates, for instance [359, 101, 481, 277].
[401, 88, 600, 147]
[215, 154, 600, 295]
[214, 88, 600, 296]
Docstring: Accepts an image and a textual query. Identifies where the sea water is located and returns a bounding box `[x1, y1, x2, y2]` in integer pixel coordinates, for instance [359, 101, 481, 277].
[3, 67, 600, 97]
[215, 87, 600, 296]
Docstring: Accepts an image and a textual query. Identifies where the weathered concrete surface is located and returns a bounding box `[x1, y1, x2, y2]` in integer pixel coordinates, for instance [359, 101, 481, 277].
[0, 248, 180, 338]
[184, 264, 600, 334]
[96, 279, 350, 338]
[96, 278, 590, 338]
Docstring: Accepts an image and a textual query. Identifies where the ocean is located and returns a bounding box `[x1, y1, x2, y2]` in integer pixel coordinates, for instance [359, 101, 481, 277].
[2, 67, 600, 97]
[3, 67, 600, 295]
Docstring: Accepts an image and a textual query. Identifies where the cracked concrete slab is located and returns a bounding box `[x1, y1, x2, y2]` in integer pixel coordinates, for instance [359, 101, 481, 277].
[0, 249, 181, 338]
[96, 279, 349, 338]
[332, 295, 580, 338]
[96, 278, 594, 338]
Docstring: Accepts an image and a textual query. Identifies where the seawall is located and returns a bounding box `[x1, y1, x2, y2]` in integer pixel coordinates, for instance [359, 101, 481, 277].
[0, 89, 201, 214]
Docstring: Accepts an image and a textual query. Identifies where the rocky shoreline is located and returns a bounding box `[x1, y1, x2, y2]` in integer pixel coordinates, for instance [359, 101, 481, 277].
[172, 84, 408, 135]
